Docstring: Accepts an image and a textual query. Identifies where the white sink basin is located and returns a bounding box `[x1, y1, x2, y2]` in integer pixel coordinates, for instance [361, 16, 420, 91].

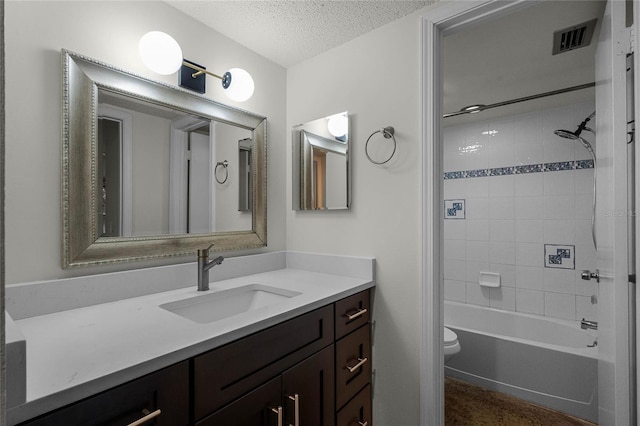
[160, 284, 301, 324]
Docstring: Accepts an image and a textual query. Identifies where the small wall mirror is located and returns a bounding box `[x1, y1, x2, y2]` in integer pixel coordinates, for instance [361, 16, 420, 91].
[62, 50, 267, 267]
[292, 112, 350, 210]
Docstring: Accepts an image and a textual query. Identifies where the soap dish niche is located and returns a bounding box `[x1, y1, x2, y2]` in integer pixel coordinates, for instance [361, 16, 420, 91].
[479, 272, 500, 288]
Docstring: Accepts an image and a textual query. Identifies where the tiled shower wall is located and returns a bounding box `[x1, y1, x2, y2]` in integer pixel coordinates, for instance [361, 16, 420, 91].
[443, 100, 598, 322]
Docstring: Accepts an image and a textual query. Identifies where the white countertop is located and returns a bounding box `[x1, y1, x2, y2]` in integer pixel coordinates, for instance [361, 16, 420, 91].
[8, 266, 374, 425]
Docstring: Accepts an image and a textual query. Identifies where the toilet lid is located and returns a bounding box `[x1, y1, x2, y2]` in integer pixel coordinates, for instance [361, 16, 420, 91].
[444, 327, 458, 345]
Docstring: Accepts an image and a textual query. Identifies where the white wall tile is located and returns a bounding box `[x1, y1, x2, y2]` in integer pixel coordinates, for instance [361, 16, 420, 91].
[515, 220, 544, 243]
[544, 292, 576, 320]
[544, 170, 575, 196]
[516, 243, 542, 267]
[574, 194, 593, 220]
[466, 241, 490, 262]
[465, 198, 489, 219]
[543, 268, 576, 294]
[489, 263, 516, 287]
[466, 177, 489, 198]
[466, 283, 491, 307]
[515, 197, 544, 219]
[576, 295, 597, 322]
[466, 220, 490, 241]
[489, 175, 515, 198]
[574, 169, 594, 195]
[444, 240, 466, 261]
[490, 287, 516, 311]
[489, 197, 515, 219]
[466, 261, 491, 284]
[544, 195, 575, 219]
[515, 173, 544, 196]
[444, 259, 467, 281]
[443, 101, 596, 322]
[490, 242, 516, 265]
[516, 289, 544, 315]
[444, 280, 466, 302]
[490, 219, 515, 242]
[444, 219, 466, 240]
[515, 266, 544, 291]
[444, 178, 466, 198]
[543, 219, 575, 244]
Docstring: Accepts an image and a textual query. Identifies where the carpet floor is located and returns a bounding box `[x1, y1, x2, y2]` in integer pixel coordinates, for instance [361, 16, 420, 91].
[445, 377, 597, 425]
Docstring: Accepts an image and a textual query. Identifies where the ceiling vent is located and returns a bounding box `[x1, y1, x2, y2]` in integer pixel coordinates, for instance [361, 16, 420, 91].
[552, 18, 597, 55]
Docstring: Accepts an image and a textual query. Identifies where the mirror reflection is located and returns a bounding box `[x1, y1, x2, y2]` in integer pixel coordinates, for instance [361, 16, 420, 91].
[292, 112, 350, 210]
[62, 50, 267, 268]
[97, 90, 252, 237]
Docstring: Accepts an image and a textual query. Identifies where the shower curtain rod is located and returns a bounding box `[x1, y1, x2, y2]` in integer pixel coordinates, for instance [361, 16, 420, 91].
[443, 82, 596, 119]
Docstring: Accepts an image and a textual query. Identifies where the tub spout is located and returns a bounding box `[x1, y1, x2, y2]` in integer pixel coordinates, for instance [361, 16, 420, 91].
[581, 318, 598, 330]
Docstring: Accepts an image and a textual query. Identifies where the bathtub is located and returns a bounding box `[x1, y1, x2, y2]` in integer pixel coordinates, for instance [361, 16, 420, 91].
[444, 301, 598, 422]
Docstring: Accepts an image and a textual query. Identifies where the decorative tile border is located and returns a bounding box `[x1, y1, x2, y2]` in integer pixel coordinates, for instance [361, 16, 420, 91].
[444, 160, 594, 180]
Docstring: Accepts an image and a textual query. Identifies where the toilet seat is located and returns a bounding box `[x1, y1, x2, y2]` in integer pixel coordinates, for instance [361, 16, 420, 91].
[444, 326, 461, 362]
[444, 326, 458, 347]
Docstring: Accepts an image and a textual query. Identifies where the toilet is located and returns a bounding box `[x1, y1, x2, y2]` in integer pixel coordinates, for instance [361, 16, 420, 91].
[444, 326, 461, 363]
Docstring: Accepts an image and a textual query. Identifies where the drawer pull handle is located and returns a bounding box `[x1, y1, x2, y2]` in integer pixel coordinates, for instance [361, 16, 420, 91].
[288, 393, 300, 426]
[359, 422, 369, 426]
[127, 409, 161, 426]
[346, 357, 368, 373]
[346, 308, 368, 321]
[271, 406, 283, 426]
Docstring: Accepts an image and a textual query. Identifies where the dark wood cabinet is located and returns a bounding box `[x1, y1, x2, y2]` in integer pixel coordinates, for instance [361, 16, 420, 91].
[18, 289, 373, 426]
[20, 361, 189, 426]
[335, 291, 372, 425]
[282, 344, 335, 426]
[196, 376, 282, 426]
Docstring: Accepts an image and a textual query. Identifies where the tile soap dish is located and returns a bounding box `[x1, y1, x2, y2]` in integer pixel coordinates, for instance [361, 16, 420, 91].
[479, 271, 500, 288]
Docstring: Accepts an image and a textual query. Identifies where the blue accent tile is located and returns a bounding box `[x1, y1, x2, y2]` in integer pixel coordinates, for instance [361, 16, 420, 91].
[548, 254, 562, 264]
[544, 244, 575, 270]
[443, 159, 593, 180]
[445, 199, 465, 219]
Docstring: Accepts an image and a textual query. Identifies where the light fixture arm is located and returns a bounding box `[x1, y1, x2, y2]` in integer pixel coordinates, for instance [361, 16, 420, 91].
[182, 60, 224, 81]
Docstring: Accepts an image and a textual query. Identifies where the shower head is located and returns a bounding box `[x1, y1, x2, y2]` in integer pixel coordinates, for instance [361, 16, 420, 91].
[554, 129, 580, 140]
[554, 111, 596, 155]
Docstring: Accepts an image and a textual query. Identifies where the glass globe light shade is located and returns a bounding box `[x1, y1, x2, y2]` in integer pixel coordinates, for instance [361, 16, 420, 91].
[224, 68, 255, 102]
[327, 114, 348, 138]
[139, 31, 183, 75]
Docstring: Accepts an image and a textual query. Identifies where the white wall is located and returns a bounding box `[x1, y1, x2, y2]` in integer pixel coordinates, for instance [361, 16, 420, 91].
[4, 1, 287, 283]
[286, 9, 429, 425]
[443, 101, 598, 322]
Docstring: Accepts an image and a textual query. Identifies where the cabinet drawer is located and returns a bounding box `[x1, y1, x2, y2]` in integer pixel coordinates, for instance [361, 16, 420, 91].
[19, 361, 189, 426]
[336, 384, 372, 426]
[336, 324, 371, 409]
[335, 290, 370, 340]
[194, 305, 334, 420]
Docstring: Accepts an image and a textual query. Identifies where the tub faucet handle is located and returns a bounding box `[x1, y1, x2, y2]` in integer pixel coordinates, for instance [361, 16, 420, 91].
[581, 269, 600, 283]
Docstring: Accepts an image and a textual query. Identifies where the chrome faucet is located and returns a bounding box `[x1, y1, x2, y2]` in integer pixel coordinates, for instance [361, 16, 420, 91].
[581, 318, 598, 330]
[197, 244, 224, 291]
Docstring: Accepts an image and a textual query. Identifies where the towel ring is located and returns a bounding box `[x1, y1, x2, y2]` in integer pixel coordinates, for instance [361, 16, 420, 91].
[365, 126, 396, 165]
[215, 160, 228, 184]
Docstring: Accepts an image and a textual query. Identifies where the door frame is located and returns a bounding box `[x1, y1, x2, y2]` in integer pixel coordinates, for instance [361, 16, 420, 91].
[419, 1, 596, 424]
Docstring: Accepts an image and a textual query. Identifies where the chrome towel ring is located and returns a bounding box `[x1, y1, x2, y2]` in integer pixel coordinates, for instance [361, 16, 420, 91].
[215, 160, 228, 184]
[365, 126, 396, 165]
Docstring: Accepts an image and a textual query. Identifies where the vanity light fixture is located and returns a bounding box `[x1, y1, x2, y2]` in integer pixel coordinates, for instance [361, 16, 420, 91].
[327, 113, 348, 138]
[139, 31, 255, 102]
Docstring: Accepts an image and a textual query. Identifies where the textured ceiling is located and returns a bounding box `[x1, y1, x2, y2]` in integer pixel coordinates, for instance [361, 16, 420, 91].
[165, 1, 431, 68]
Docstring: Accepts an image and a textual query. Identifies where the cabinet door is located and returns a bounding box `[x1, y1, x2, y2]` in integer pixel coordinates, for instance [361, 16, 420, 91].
[197, 376, 283, 426]
[20, 361, 189, 426]
[282, 345, 335, 426]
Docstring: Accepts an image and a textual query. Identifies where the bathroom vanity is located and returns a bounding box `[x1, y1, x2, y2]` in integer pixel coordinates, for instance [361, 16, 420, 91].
[6, 252, 374, 426]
